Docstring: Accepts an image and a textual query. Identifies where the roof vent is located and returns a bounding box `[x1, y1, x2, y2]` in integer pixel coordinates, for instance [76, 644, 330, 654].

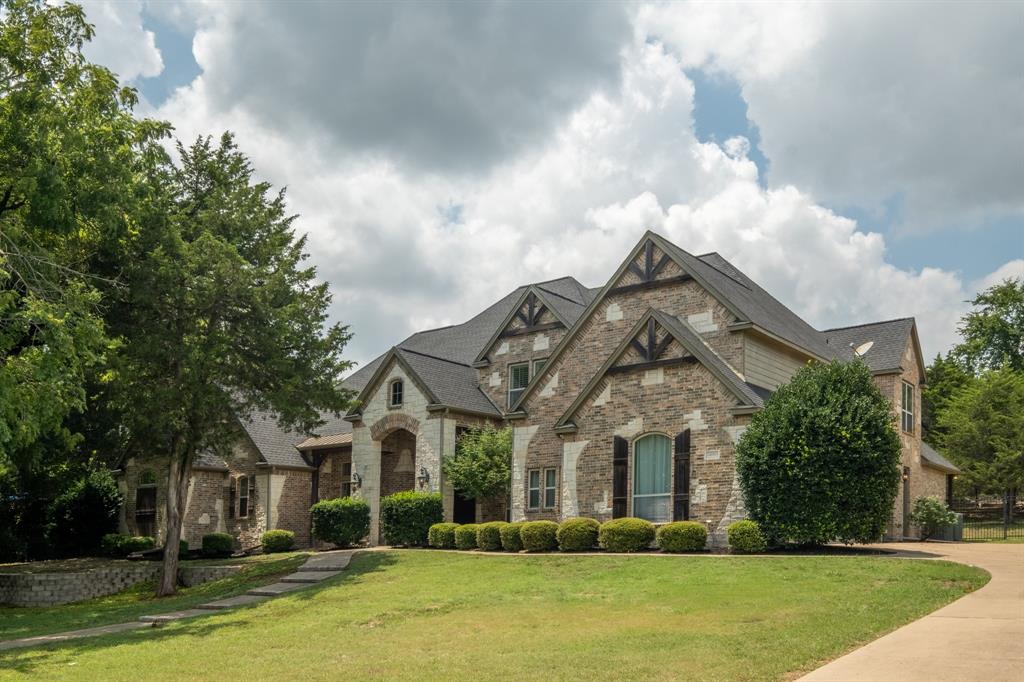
[851, 341, 874, 357]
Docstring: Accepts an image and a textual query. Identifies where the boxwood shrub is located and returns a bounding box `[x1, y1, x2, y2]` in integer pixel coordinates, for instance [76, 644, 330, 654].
[499, 521, 525, 552]
[656, 521, 707, 553]
[101, 533, 156, 557]
[428, 522, 459, 549]
[520, 520, 559, 552]
[311, 496, 370, 547]
[201, 532, 234, 557]
[454, 524, 479, 550]
[476, 522, 507, 551]
[379, 491, 443, 547]
[598, 518, 655, 553]
[261, 529, 295, 553]
[727, 520, 767, 553]
[557, 518, 599, 552]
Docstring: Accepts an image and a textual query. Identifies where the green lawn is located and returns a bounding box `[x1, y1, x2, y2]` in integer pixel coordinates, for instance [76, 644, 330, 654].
[0, 552, 308, 641]
[0, 550, 987, 681]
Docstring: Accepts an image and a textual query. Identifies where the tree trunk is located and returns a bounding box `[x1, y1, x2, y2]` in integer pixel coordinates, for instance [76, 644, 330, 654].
[157, 447, 192, 597]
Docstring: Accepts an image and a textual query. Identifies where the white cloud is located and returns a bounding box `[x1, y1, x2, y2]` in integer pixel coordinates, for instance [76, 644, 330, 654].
[80, 1, 163, 82]
[973, 260, 1024, 293]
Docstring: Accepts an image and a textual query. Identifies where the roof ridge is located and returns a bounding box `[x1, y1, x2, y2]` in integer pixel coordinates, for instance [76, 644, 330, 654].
[397, 346, 474, 368]
[535, 283, 586, 306]
[660, 238, 751, 290]
[822, 317, 914, 333]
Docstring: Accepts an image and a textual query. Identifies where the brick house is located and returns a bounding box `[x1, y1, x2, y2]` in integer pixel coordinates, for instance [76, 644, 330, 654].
[117, 230, 957, 549]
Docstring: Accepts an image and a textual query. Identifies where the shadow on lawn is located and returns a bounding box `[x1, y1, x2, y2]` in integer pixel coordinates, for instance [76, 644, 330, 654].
[0, 551, 398, 674]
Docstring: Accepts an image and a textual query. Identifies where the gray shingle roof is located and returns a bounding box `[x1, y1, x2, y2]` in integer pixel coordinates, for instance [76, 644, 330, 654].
[237, 410, 312, 469]
[921, 442, 961, 474]
[822, 318, 915, 374]
[397, 348, 501, 416]
[194, 451, 229, 470]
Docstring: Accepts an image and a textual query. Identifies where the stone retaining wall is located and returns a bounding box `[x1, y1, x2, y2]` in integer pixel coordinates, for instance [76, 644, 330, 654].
[0, 563, 245, 607]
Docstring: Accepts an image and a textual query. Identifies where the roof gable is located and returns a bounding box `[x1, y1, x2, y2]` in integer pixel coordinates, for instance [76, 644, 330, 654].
[473, 286, 573, 364]
[823, 317, 926, 380]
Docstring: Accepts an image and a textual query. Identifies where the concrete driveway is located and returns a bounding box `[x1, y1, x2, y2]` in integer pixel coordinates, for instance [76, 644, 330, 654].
[799, 541, 1024, 682]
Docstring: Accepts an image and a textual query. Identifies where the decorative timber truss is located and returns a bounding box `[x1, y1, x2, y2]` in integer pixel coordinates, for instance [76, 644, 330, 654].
[500, 291, 563, 338]
[608, 241, 692, 296]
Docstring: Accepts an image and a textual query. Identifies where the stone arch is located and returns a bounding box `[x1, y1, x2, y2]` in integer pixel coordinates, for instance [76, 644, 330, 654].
[369, 413, 420, 441]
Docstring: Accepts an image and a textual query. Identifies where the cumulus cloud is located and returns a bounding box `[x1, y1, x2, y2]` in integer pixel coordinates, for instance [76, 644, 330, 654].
[973, 259, 1024, 293]
[641, 1, 1024, 233]
[80, 0, 163, 82]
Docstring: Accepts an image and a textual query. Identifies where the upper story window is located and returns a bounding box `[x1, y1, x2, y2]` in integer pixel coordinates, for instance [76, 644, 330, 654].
[901, 381, 914, 434]
[532, 358, 547, 376]
[633, 434, 672, 523]
[508, 362, 530, 408]
[390, 379, 404, 407]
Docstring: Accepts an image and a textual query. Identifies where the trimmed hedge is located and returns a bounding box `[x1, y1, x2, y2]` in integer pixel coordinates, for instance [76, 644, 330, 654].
[202, 532, 234, 557]
[499, 522, 525, 552]
[656, 521, 707, 553]
[379, 491, 443, 547]
[100, 533, 155, 557]
[520, 520, 559, 552]
[557, 518, 600, 552]
[476, 522, 507, 551]
[599, 518, 655, 553]
[311, 496, 370, 547]
[428, 522, 459, 549]
[454, 524, 479, 550]
[727, 520, 767, 553]
[262, 529, 295, 553]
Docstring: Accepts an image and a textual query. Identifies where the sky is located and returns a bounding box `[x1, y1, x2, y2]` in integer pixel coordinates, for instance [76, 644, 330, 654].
[79, 1, 1023, 370]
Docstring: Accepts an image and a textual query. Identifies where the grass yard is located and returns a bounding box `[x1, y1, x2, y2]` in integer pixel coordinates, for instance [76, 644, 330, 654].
[0, 552, 308, 641]
[0, 550, 987, 681]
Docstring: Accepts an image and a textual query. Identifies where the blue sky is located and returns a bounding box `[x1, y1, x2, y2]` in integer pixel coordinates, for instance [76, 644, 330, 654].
[85, 1, 1023, 364]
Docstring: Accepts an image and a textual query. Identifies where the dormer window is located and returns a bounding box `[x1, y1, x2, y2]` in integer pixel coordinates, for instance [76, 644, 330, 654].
[390, 379, 404, 407]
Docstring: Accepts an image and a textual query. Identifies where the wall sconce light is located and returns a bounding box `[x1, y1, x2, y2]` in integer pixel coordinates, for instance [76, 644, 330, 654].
[351, 471, 362, 488]
[417, 467, 430, 487]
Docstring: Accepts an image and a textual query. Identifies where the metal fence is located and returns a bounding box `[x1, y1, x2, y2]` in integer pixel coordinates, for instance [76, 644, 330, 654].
[950, 491, 1023, 541]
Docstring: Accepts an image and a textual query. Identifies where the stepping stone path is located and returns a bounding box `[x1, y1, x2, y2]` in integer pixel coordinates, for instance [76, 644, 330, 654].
[0, 550, 354, 651]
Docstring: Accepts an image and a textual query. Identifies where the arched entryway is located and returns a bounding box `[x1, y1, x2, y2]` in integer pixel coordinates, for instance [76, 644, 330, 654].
[379, 428, 417, 497]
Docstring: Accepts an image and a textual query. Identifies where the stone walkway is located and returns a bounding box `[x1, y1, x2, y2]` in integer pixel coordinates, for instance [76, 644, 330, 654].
[0, 550, 353, 652]
[798, 541, 1024, 682]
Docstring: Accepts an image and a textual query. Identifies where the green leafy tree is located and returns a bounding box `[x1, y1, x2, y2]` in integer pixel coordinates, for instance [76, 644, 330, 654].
[442, 425, 512, 500]
[112, 134, 353, 595]
[952, 278, 1024, 374]
[737, 361, 901, 545]
[937, 367, 1023, 494]
[921, 353, 973, 444]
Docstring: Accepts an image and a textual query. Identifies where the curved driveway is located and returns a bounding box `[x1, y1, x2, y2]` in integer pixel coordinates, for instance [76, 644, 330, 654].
[799, 541, 1024, 682]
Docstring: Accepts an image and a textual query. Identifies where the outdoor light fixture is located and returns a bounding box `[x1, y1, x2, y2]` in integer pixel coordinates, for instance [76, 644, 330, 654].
[351, 471, 362, 488]
[417, 467, 430, 487]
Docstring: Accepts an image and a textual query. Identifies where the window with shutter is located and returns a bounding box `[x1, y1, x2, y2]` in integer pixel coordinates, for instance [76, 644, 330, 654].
[673, 430, 691, 521]
[633, 434, 671, 523]
[237, 475, 249, 519]
[612, 436, 628, 518]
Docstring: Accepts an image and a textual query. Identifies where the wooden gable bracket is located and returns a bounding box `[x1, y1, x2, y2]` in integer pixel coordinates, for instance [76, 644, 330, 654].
[609, 318, 694, 375]
[609, 240, 692, 296]
[499, 291, 564, 338]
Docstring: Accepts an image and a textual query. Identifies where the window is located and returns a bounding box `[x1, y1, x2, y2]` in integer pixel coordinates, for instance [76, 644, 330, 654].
[901, 381, 914, 433]
[138, 469, 157, 486]
[134, 487, 156, 538]
[527, 469, 541, 509]
[533, 358, 547, 376]
[543, 468, 557, 508]
[340, 461, 352, 498]
[390, 379, 404, 407]
[508, 363, 530, 408]
[633, 434, 672, 523]
[237, 475, 249, 518]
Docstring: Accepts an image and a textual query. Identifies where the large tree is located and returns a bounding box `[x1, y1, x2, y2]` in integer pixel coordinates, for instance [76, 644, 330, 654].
[952, 278, 1024, 374]
[442, 425, 512, 501]
[921, 352, 973, 444]
[113, 135, 353, 595]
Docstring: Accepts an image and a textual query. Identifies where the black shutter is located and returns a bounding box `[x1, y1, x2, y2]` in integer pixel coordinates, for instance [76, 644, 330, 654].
[248, 475, 256, 516]
[228, 478, 236, 520]
[673, 430, 691, 521]
[612, 436, 628, 518]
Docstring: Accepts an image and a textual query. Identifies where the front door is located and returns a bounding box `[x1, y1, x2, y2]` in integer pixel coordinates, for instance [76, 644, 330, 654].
[453, 491, 476, 524]
[902, 467, 911, 538]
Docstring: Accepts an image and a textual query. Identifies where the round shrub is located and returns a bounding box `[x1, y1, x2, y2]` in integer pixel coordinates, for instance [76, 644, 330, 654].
[476, 522, 507, 551]
[599, 518, 655, 553]
[379, 491, 444, 547]
[737, 361, 901, 545]
[520, 520, 559, 552]
[728, 520, 767, 553]
[101, 533, 155, 557]
[499, 522, 525, 552]
[125, 536, 156, 554]
[557, 518, 600, 552]
[262, 529, 295, 553]
[656, 521, 707, 553]
[311, 496, 370, 547]
[48, 469, 123, 557]
[428, 522, 459, 549]
[202, 532, 234, 557]
[909, 496, 957, 540]
[454, 524, 479, 550]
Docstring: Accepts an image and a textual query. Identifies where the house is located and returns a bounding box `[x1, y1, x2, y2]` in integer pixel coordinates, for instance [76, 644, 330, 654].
[116, 230, 952, 548]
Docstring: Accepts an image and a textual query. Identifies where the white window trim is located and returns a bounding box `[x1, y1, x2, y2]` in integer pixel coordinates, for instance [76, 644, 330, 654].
[389, 379, 404, 407]
[532, 358, 548, 376]
[901, 381, 914, 434]
[237, 475, 249, 519]
[631, 434, 672, 523]
[527, 468, 541, 510]
[508, 362, 530, 408]
[542, 467, 558, 509]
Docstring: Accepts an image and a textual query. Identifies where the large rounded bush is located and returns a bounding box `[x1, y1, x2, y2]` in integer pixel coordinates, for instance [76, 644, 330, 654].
[379, 491, 443, 547]
[737, 361, 901, 545]
[520, 520, 559, 552]
[47, 469, 123, 557]
[909, 496, 957, 540]
[311, 496, 370, 547]
[428, 522, 459, 549]
[557, 518, 599, 552]
[201, 532, 234, 557]
[499, 522, 525, 552]
[727, 520, 767, 553]
[261, 529, 295, 553]
[599, 518, 655, 553]
[476, 522, 507, 551]
[454, 524, 479, 550]
[656, 521, 708, 553]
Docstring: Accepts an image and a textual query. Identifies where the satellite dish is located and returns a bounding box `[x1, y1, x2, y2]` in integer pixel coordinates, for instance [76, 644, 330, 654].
[851, 341, 874, 357]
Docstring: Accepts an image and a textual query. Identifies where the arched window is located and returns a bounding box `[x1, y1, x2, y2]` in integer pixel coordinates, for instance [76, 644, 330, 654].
[633, 434, 671, 523]
[390, 379, 404, 407]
